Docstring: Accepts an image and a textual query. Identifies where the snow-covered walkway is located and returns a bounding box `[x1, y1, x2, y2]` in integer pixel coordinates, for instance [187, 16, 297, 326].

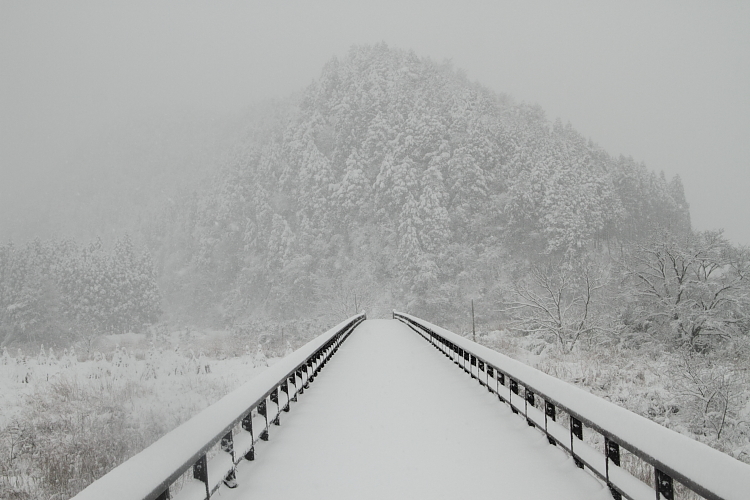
[222, 319, 611, 499]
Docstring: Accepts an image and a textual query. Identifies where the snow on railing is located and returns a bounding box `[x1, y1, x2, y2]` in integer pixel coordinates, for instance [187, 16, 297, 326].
[72, 312, 366, 500]
[394, 311, 750, 500]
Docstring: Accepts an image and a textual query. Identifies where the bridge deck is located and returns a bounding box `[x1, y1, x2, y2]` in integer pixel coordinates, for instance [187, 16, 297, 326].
[223, 319, 611, 499]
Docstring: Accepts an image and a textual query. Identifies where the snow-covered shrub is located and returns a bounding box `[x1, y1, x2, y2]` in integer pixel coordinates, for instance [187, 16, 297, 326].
[196, 350, 211, 374]
[36, 345, 46, 366]
[254, 344, 268, 368]
[168, 347, 189, 376]
[67, 346, 78, 366]
[141, 346, 158, 380]
[47, 347, 57, 365]
[14, 354, 31, 384]
[243, 345, 255, 366]
[668, 349, 750, 450]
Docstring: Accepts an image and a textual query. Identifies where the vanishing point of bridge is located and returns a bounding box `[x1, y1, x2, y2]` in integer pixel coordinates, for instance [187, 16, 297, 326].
[73, 314, 750, 500]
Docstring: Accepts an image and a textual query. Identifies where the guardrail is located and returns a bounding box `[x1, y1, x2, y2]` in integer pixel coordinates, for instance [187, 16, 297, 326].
[72, 312, 366, 500]
[394, 311, 750, 500]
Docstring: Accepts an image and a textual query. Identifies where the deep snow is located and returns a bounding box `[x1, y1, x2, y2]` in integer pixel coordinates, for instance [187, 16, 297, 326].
[220, 319, 610, 499]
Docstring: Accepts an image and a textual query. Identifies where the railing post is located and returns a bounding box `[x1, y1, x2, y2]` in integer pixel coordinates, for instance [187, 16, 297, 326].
[470, 355, 477, 380]
[289, 374, 298, 402]
[544, 400, 556, 445]
[270, 388, 281, 425]
[497, 371, 505, 403]
[221, 431, 238, 488]
[241, 412, 254, 460]
[155, 489, 170, 500]
[258, 400, 269, 441]
[570, 416, 584, 469]
[281, 381, 290, 412]
[193, 455, 210, 499]
[655, 469, 674, 500]
[510, 378, 519, 414]
[487, 366, 494, 394]
[525, 389, 535, 427]
[605, 437, 622, 500]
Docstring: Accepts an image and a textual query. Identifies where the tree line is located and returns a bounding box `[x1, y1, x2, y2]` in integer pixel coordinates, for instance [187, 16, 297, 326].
[0, 236, 161, 345]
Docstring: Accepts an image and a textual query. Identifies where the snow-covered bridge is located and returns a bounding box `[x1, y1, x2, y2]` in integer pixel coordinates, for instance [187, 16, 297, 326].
[72, 314, 750, 500]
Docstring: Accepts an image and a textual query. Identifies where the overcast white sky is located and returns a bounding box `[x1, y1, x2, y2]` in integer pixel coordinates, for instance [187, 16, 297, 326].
[1, 1, 749, 244]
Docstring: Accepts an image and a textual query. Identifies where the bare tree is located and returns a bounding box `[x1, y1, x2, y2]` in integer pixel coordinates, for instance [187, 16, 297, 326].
[669, 349, 748, 441]
[316, 271, 374, 320]
[500, 259, 614, 353]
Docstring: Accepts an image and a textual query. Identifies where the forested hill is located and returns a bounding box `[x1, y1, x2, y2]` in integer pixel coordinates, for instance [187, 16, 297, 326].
[149, 44, 691, 324]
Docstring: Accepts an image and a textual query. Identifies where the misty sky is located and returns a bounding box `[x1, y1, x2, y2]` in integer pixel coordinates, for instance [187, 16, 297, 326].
[1, 1, 749, 245]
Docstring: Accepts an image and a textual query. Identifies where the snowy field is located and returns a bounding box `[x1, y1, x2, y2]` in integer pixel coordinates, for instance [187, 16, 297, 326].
[0, 328, 291, 500]
[2, 322, 748, 499]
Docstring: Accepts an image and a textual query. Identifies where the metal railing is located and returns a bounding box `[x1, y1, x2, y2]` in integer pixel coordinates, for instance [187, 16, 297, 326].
[394, 311, 750, 500]
[72, 313, 365, 500]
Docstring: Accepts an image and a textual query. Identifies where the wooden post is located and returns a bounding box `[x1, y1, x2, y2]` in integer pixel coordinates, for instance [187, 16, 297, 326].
[471, 300, 476, 342]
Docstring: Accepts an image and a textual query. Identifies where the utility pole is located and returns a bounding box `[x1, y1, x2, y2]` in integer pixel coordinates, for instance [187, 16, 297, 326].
[471, 300, 476, 342]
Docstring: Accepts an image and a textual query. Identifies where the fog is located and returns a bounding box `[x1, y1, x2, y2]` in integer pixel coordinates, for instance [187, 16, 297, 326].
[1, 0, 749, 244]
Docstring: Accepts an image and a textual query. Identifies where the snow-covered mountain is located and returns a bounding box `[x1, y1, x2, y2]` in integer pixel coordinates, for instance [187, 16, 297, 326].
[151, 44, 690, 323]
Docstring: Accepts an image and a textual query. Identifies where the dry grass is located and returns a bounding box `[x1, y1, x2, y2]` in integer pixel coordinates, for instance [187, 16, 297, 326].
[0, 347, 256, 499]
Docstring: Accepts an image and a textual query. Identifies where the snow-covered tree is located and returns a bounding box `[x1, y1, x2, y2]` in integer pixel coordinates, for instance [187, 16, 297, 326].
[627, 230, 750, 346]
[254, 344, 268, 368]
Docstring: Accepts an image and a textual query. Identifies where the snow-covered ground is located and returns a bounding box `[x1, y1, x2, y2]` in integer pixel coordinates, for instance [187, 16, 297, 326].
[0, 335, 277, 499]
[4, 319, 747, 499]
[221, 319, 610, 499]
